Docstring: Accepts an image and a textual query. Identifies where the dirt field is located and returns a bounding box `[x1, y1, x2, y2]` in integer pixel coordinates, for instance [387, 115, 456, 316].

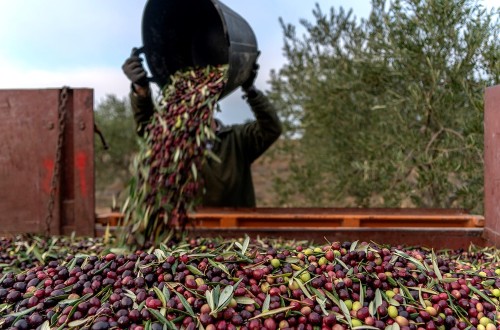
[95, 144, 287, 214]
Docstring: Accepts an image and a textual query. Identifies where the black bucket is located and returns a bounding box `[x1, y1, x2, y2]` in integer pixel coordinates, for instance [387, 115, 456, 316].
[136, 0, 259, 99]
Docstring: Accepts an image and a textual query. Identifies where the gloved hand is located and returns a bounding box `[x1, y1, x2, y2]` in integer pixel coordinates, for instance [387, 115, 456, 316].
[241, 62, 259, 92]
[122, 49, 149, 87]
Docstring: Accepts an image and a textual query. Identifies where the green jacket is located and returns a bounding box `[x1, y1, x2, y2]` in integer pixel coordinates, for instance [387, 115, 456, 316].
[130, 87, 282, 207]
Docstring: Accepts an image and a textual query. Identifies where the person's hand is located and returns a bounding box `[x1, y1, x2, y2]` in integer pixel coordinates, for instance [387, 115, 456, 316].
[122, 49, 149, 87]
[241, 62, 259, 92]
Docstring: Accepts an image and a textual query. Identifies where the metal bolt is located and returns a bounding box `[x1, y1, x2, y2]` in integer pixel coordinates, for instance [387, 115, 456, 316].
[80, 122, 86, 130]
[47, 123, 55, 130]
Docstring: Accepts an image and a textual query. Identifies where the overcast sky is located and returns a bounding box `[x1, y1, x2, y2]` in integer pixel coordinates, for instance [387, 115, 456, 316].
[0, 1, 497, 124]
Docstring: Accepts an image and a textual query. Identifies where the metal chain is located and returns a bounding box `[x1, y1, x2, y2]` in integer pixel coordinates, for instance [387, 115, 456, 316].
[45, 87, 69, 236]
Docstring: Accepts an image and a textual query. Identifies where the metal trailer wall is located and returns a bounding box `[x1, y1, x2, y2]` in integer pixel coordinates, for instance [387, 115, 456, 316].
[484, 84, 500, 247]
[2, 85, 500, 249]
[0, 88, 95, 236]
[98, 85, 500, 250]
[96, 208, 486, 250]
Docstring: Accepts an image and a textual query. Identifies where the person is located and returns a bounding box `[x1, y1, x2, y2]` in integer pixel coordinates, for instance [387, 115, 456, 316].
[122, 50, 282, 208]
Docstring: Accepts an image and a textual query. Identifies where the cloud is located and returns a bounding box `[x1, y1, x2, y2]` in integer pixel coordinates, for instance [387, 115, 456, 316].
[0, 1, 143, 70]
[0, 55, 130, 105]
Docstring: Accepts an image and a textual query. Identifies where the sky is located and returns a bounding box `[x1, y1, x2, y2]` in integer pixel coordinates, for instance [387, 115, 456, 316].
[0, 0, 497, 124]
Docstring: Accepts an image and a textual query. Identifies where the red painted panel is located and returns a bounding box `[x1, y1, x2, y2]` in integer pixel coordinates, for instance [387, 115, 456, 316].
[0, 89, 60, 234]
[69, 89, 95, 236]
[484, 84, 500, 247]
[0, 88, 94, 236]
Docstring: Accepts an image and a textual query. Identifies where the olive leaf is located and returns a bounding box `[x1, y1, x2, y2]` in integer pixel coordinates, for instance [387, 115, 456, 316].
[335, 257, 349, 270]
[205, 284, 234, 316]
[369, 300, 376, 317]
[374, 288, 383, 309]
[186, 264, 204, 275]
[4, 305, 37, 318]
[417, 287, 426, 309]
[216, 285, 234, 310]
[235, 296, 256, 305]
[324, 287, 340, 303]
[153, 286, 167, 308]
[58, 293, 92, 306]
[40, 321, 51, 330]
[154, 249, 167, 262]
[235, 235, 250, 256]
[468, 283, 498, 307]
[175, 291, 195, 317]
[68, 317, 92, 328]
[407, 287, 439, 295]
[262, 294, 271, 312]
[295, 278, 313, 299]
[359, 283, 365, 306]
[431, 250, 443, 281]
[394, 250, 429, 273]
[208, 258, 230, 276]
[124, 288, 137, 301]
[338, 299, 352, 328]
[148, 308, 176, 329]
[309, 287, 329, 316]
[248, 306, 293, 320]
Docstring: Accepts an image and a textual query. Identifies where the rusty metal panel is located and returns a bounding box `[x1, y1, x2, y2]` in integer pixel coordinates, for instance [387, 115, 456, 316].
[185, 228, 485, 250]
[190, 207, 484, 229]
[95, 208, 486, 249]
[0, 88, 94, 236]
[484, 84, 500, 247]
[94, 222, 485, 250]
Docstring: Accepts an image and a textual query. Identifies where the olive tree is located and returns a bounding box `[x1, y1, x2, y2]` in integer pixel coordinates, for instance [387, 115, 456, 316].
[94, 95, 139, 209]
[269, 0, 499, 213]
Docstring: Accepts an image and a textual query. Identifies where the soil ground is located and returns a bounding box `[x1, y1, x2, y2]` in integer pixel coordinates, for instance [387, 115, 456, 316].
[95, 145, 287, 214]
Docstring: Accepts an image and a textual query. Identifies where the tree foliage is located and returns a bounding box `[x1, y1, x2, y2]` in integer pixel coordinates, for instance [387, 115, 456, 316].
[94, 95, 139, 207]
[269, 0, 499, 213]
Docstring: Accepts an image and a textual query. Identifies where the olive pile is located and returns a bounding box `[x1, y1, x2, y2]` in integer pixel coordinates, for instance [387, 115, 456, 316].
[122, 65, 227, 247]
[0, 236, 499, 329]
[0, 235, 106, 278]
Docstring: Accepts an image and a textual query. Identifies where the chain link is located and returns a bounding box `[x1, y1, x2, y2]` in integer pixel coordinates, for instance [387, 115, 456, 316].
[45, 87, 69, 236]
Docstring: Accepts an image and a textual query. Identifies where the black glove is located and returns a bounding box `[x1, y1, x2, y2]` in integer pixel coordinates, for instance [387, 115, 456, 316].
[241, 62, 259, 91]
[122, 49, 148, 87]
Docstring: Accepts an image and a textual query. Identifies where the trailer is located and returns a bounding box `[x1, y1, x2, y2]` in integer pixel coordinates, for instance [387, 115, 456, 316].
[1, 86, 500, 249]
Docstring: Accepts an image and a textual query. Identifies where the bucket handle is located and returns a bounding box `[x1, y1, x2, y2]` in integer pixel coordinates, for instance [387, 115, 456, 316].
[132, 46, 145, 57]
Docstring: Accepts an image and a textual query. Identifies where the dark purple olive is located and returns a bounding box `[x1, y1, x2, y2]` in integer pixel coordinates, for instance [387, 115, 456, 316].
[308, 311, 322, 325]
[27, 312, 44, 327]
[13, 318, 29, 330]
[120, 296, 133, 308]
[91, 321, 110, 330]
[2, 277, 14, 288]
[6, 290, 21, 303]
[50, 289, 65, 297]
[0, 288, 7, 299]
[151, 323, 163, 330]
[117, 316, 130, 327]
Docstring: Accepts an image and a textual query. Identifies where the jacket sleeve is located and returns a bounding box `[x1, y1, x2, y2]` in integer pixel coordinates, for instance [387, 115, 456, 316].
[239, 89, 283, 163]
[130, 86, 155, 137]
